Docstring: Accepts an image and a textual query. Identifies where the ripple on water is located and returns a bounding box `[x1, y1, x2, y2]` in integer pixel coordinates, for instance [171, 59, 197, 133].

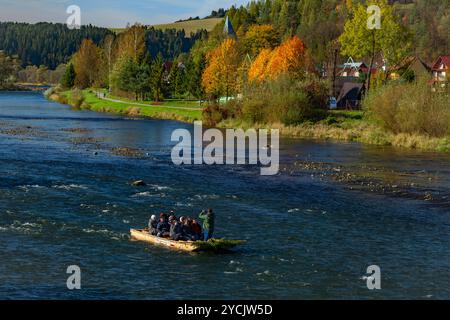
[81, 227, 128, 241]
[0, 221, 43, 235]
[51, 184, 88, 191]
[18, 184, 88, 192]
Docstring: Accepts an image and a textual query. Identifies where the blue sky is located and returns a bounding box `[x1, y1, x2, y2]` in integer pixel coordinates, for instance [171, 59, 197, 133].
[0, 0, 248, 28]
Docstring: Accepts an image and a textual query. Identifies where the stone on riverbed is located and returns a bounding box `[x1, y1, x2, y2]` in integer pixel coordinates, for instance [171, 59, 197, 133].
[132, 180, 147, 187]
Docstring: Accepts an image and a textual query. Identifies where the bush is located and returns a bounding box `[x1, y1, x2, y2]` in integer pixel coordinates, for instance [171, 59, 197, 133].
[364, 80, 450, 137]
[203, 98, 243, 126]
[241, 75, 328, 125]
[70, 88, 85, 108]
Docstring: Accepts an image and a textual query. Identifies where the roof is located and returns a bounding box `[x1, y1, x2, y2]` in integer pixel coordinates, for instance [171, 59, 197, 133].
[390, 56, 432, 73]
[337, 82, 365, 103]
[339, 62, 365, 69]
[432, 56, 450, 70]
[223, 16, 236, 37]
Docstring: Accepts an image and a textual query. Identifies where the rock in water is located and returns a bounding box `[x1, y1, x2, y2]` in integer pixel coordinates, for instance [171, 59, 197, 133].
[132, 180, 147, 187]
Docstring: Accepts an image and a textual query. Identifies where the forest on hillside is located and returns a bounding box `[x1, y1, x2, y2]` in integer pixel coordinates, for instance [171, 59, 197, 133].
[0, 22, 207, 70]
[222, 0, 448, 63]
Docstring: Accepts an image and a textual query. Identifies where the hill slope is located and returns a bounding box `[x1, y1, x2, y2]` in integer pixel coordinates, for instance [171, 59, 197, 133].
[112, 18, 223, 36]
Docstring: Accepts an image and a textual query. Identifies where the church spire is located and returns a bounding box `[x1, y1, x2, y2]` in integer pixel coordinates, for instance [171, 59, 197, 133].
[223, 16, 236, 38]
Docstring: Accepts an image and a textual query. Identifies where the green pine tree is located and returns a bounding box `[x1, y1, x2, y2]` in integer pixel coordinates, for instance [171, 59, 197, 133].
[149, 53, 165, 102]
[60, 63, 76, 88]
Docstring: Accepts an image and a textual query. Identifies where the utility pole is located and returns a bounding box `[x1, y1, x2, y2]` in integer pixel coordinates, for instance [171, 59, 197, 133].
[332, 48, 338, 98]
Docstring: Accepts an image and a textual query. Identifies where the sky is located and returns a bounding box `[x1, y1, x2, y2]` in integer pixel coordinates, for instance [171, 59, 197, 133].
[0, 0, 249, 28]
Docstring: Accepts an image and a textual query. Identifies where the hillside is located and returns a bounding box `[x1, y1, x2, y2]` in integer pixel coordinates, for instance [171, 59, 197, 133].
[111, 18, 223, 36]
[152, 18, 223, 35]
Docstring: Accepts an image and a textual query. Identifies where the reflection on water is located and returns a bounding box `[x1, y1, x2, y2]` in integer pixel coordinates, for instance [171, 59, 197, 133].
[0, 92, 449, 300]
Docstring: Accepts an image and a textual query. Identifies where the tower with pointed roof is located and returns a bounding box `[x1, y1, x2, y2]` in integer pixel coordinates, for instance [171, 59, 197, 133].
[223, 16, 236, 38]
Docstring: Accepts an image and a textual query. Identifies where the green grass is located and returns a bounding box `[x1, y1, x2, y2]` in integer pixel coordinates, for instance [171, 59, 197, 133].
[106, 93, 203, 109]
[54, 89, 203, 123]
[111, 18, 223, 36]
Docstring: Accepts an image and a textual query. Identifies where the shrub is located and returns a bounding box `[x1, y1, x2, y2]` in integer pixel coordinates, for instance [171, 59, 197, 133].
[202, 74, 328, 126]
[364, 80, 450, 137]
[241, 75, 328, 125]
[70, 88, 85, 108]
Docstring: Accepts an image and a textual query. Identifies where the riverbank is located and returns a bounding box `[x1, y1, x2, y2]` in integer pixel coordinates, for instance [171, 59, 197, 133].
[47, 89, 203, 123]
[46, 88, 450, 153]
[217, 117, 450, 153]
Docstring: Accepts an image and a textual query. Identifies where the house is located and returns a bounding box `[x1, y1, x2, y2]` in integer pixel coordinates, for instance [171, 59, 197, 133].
[336, 57, 379, 77]
[388, 55, 431, 81]
[331, 57, 373, 105]
[430, 56, 450, 88]
[337, 60, 368, 78]
[336, 82, 365, 110]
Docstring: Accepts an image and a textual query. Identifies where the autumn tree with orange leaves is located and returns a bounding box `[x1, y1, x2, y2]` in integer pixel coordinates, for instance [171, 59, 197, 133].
[202, 38, 240, 100]
[248, 36, 310, 82]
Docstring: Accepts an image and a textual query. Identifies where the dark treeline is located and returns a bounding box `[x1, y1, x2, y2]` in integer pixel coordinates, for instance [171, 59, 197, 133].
[145, 28, 207, 60]
[0, 22, 207, 70]
[0, 22, 112, 69]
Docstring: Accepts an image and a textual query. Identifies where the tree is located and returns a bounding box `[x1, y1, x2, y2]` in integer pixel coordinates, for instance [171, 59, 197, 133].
[116, 24, 146, 62]
[168, 61, 187, 98]
[0, 52, 20, 87]
[338, 0, 412, 91]
[248, 36, 309, 81]
[136, 59, 151, 100]
[117, 58, 140, 99]
[186, 54, 206, 101]
[103, 34, 116, 92]
[60, 63, 76, 88]
[242, 24, 279, 57]
[149, 53, 165, 101]
[73, 39, 105, 88]
[0, 22, 112, 69]
[248, 48, 272, 81]
[202, 38, 240, 100]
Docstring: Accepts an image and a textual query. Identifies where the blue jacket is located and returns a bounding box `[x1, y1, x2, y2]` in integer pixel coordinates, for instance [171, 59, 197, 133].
[157, 221, 170, 233]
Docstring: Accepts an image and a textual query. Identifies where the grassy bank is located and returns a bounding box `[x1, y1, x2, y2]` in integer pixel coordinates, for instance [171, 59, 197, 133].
[48, 89, 203, 123]
[217, 111, 450, 153]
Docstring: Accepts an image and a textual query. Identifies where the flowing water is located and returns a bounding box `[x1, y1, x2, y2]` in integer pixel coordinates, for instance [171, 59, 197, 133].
[0, 91, 449, 299]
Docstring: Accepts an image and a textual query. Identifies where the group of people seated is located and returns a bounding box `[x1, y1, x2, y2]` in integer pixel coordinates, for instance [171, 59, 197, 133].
[148, 209, 215, 242]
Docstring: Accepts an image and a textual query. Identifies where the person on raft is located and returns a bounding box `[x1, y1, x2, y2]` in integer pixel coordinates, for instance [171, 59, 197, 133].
[169, 216, 187, 241]
[199, 208, 215, 241]
[151, 209, 213, 241]
[148, 215, 158, 236]
[156, 213, 170, 238]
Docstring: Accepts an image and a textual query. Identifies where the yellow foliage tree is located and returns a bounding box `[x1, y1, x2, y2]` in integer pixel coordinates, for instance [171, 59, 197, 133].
[115, 24, 146, 62]
[73, 39, 105, 88]
[202, 38, 240, 99]
[243, 24, 279, 57]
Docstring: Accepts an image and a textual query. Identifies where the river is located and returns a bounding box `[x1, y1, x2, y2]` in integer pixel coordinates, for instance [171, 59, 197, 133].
[0, 91, 449, 299]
